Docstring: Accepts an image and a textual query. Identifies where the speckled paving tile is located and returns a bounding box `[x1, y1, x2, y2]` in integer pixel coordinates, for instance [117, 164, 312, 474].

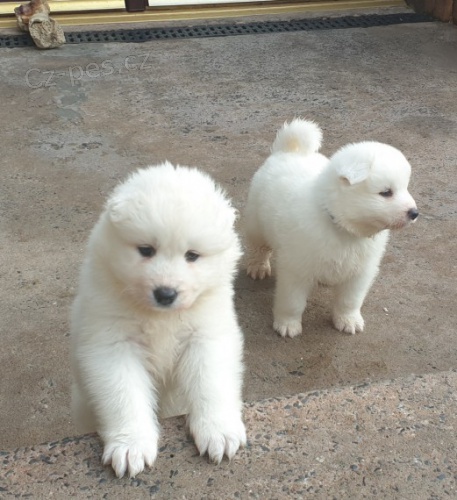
[2, 371, 456, 499]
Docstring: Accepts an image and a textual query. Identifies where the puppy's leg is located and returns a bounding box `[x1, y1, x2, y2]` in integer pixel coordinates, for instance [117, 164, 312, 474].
[246, 244, 272, 280]
[332, 269, 379, 334]
[178, 313, 246, 464]
[273, 266, 312, 338]
[244, 205, 272, 280]
[76, 341, 159, 478]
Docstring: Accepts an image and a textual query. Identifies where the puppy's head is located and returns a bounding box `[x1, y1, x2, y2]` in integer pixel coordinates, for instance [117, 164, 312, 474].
[96, 162, 241, 312]
[326, 142, 418, 237]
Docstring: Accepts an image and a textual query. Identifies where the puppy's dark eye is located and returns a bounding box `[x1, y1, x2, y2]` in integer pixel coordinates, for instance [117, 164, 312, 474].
[185, 251, 200, 262]
[138, 245, 156, 258]
[379, 189, 393, 198]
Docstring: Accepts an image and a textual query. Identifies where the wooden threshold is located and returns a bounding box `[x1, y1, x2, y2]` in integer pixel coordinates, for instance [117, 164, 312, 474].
[0, 1, 406, 28]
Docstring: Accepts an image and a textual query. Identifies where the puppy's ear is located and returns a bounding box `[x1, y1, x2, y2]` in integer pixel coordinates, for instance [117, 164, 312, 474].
[106, 196, 130, 224]
[338, 162, 370, 186]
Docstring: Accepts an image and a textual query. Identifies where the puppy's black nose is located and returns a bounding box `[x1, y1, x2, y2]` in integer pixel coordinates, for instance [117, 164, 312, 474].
[153, 287, 178, 306]
[407, 208, 419, 221]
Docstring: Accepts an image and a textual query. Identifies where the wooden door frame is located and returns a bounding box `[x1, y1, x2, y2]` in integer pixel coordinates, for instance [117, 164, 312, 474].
[406, 0, 457, 23]
[125, 0, 147, 12]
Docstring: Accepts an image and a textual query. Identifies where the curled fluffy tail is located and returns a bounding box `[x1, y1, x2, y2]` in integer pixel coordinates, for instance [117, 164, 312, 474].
[271, 118, 322, 155]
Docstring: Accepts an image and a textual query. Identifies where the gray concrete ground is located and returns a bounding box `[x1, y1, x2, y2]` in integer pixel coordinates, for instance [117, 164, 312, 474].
[1, 3, 457, 497]
[2, 371, 456, 498]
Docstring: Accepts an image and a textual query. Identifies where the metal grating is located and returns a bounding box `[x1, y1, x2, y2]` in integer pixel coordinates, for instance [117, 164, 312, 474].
[0, 12, 434, 49]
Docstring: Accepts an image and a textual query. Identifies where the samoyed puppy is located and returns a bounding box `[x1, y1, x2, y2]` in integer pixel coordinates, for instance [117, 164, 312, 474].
[71, 162, 246, 478]
[244, 119, 418, 338]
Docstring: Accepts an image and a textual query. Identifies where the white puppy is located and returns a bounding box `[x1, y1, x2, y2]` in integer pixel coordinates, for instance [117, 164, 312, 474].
[244, 119, 418, 338]
[71, 162, 246, 478]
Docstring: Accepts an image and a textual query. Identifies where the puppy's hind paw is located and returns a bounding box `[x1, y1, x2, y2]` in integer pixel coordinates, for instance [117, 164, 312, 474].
[102, 439, 157, 478]
[246, 246, 272, 280]
[333, 311, 364, 335]
[247, 260, 271, 280]
[273, 319, 302, 338]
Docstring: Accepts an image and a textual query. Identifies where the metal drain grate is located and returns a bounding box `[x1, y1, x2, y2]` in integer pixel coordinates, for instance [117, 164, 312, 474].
[0, 12, 434, 49]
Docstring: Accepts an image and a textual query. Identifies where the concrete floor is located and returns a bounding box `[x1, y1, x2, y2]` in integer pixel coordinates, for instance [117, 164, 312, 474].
[3, 371, 457, 498]
[0, 4, 456, 471]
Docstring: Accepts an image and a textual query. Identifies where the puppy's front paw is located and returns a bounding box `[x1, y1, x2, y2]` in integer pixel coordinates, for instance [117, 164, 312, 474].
[333, 311, 364, 334]
[188, 414, 246, 464]
[273, 318, 302, 338]
[102, 438, 158, 478]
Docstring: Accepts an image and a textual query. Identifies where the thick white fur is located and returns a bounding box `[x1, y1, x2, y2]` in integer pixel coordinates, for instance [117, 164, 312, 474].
[71, 162, 246, 478]
[245, 119, 418, 338]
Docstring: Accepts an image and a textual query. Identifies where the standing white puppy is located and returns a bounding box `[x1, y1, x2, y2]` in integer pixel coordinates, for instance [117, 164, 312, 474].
[71, 162, 246, 478]
[244, 119, 418, 338]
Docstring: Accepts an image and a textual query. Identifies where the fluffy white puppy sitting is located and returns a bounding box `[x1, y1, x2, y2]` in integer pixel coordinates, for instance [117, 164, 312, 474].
[71, 162, 246, 478]
[244, 119, 418, 338]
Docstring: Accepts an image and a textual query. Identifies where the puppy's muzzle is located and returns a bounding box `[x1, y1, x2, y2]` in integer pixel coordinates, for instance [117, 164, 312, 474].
[407, 208, 419, 221]
[153, 286, 178, 306]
